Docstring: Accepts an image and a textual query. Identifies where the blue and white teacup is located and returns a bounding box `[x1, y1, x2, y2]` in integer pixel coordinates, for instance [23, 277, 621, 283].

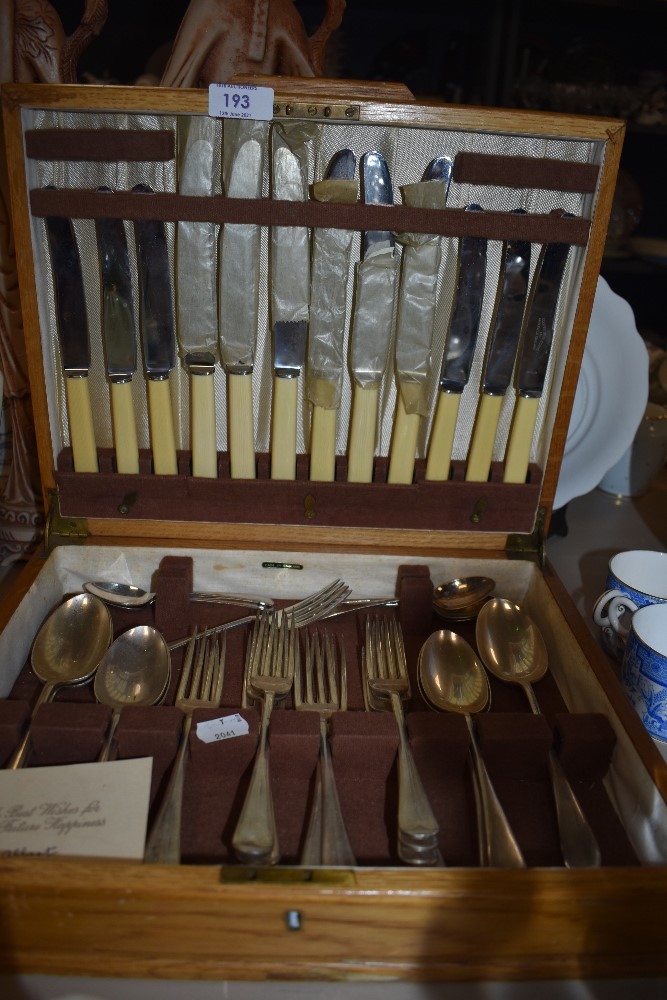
[621, 604, 667, 743]
[593, 549, 667, 660]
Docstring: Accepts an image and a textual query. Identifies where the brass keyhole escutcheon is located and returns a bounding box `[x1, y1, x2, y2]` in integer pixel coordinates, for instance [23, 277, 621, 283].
[304, 494, 316, 520]
[470, 498, 488, 524]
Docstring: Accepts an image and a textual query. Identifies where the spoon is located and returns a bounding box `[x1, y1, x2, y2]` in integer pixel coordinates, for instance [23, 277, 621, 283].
[94, 625, 171, 762]
[84, 580, 274, 611]
[476, 598, 601, 868]
[7, 593, 113, 769]
[418, 628, 526, 868]
[432, 576, 495, 622]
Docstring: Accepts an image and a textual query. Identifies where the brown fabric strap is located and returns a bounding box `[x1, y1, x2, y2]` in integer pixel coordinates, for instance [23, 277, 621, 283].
[25, 129, 175, 162]
[454, 152, 599, 193]
[30, 188, 591, 246]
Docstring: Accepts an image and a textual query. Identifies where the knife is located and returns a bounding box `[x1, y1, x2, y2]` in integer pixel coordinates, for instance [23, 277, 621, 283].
[387, 156, 453, 485]
[347, 151, 398, 483]
[308, 148, 357, 482]
[270, 140, 310, 481]
[95, 189, 139, 475]
[425, 206, 487, 482]
[219, 122, 264, 479]
[44, 194, 98, 473]
[133, 183, 178, 476]
[503, 217, 572, 484]
[176, 116, 218, 479]
[465, 214, 531, 482]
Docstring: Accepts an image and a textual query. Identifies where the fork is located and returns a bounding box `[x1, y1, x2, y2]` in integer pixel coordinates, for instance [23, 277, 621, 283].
[296, 631, 356, 867]
[144, 628, 225, 864]
[232, 612, 296, 864]
[364, 615, 441, 863]
[167, 579, 351, 652]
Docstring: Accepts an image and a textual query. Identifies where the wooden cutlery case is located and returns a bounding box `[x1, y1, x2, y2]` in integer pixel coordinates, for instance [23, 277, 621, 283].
[1, 80, 667, 985]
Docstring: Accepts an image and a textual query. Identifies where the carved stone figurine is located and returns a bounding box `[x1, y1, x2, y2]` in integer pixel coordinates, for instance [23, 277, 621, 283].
[160, 0, 346, 87]
[0, 0, 108, 563]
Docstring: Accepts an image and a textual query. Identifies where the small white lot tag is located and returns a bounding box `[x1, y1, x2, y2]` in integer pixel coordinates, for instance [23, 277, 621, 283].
[208, 83, 274, 121]
[196, 713, 250, 744]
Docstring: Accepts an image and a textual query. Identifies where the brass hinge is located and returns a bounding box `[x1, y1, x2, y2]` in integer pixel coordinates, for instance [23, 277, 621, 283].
[505, 506, 547, 568]
[43, 489, 89, 555]
[272, 100, 360, 122]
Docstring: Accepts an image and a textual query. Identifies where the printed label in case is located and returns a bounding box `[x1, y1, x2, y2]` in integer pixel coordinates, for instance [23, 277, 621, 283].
[209, 83, 274, 121]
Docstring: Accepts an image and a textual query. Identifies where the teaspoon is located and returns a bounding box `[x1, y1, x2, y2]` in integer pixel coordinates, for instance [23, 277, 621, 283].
[84, 580, 273, 611]
[432, 576, 495, 622]
[476, 597, 601, 868]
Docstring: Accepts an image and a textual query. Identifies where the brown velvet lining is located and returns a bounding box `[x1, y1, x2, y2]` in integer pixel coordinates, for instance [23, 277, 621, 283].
[454, 152, 600, 193]
[29, 188, 592, 246]
[0, 556, 638, 868]
[55, 450, 543, 535]
[25, 129, 176, 162]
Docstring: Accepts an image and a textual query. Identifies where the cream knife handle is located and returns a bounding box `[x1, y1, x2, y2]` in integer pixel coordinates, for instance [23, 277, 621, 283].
[110, 380, 139, 474]
[348, 384, 379, 483]
[388, 396, 420, 485]
[66, 376, 98, 473]
[466, 393, 503, 483]
[147, 377, 178, 475]
[190, 370, 217, 478]
[271, 376, 298, 480]
[425, 391, 461, 482]
[310, 403, 337, 482]
[228, 372, 256, 479]
[503, 394, 539, 483]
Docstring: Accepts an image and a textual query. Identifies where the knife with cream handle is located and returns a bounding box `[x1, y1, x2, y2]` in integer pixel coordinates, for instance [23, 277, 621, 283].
[270, 141, 310, 480]
[44, 197, 98, 473]
[308, 148, 357, 482]
[425, 206, 487, 481]
[176, 116, 218, 478]
[219, 122, 264, 479]
[347, 151, 397, 483]
[465, 215, 531, 482]
[388, 157, 453, 484]
[133, 183, 178, 475]
[95, 192, 139, 474]
[503, 218, 571, 483]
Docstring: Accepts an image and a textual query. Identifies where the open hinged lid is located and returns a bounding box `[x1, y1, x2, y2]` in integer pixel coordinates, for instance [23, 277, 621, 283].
[1, 80, 624, 555]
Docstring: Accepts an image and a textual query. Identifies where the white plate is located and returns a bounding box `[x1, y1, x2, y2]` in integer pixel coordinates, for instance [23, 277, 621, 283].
[554, 277, 648, 509]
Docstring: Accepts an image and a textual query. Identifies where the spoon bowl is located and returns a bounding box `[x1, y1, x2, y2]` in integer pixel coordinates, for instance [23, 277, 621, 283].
[8, 593, 113, 769]
[94, 625, 171, 762]
[433, 576, 495, 622]
[418, 629, 525, 867]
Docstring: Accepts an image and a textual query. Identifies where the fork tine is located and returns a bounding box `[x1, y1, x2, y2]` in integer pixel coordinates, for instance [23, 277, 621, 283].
[323, 633, 336, 705]
[338, 637, 347, 712]
[175, 627, 198, 701]
[211, 635, 226, 704]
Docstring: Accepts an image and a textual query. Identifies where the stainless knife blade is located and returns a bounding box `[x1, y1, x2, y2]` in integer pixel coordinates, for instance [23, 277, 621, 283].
[347, 151, 397, 483]
[308, 148, 357, 482]
[503, 215, 572, 483]
[270, 140, 310, 481]
[95, 188, 139, 474]
[176, 117, 218, 479]
[44, 192, 98, 473]
[219, 124, 264, 480]
[425, 205, 487, 482]
[388, 156, 453, 484]
[133, 182, 178, 475]
[466, 213, 531, 482]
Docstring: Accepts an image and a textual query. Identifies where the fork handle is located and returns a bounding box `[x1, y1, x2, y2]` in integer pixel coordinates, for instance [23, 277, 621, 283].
[144, 716, 192, 864]
[390, 692, 440, 841]
[313, 724, 356, 866]
[232, 692, 279, 864]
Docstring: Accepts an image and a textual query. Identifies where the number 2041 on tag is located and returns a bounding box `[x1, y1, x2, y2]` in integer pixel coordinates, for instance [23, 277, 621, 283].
[209, 83, 274, 121]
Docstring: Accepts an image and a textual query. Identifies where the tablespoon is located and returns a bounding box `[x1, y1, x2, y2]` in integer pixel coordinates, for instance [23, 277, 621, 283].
[476, 597, 601, 868]
[418, 629, 525, 867]
[7, 593, 113, 769]
[94, 625, 171, 762]
[84, 580, 273, 611]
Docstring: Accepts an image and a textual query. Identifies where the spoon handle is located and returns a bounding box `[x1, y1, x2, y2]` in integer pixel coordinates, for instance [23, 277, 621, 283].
[6, 683, 56, 770]
[390, 691, 440, 842]
[548, 750, 602, 868]
[465, 715, 526, 868]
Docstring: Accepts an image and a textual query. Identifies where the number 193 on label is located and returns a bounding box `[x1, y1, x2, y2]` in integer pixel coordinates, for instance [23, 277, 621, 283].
[209, 83, 274, 121]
